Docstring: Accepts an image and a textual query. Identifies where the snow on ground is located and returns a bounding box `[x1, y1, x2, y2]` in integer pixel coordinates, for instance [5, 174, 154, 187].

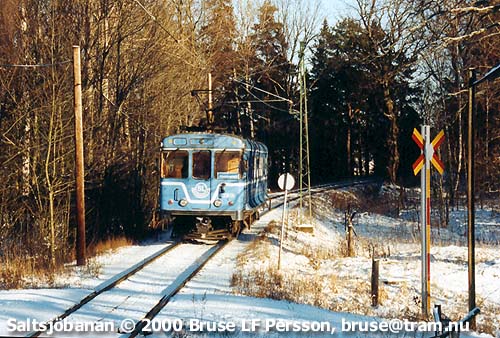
[64, 243, 215, 331]
[0, 240, 176, 336]
[229, 185, 500, 337]
[0, 183, 498, 338]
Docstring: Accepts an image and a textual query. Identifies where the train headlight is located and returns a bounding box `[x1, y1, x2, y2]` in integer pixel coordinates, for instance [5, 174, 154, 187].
[213, 199, 222, 207]
[168, 199, 174, 205]
[228, 201, 234, 206]
[179, 199, 188, 207]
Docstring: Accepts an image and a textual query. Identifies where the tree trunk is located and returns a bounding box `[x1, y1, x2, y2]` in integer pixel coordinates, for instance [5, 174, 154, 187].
[364, 129, 370, 175]
[383, 83, 399, 183]
[347, 103, 352, 176]
[22, 111, 31, 197]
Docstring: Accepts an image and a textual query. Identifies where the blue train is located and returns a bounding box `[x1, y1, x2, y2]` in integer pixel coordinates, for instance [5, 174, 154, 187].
[159, 133, 268, 239]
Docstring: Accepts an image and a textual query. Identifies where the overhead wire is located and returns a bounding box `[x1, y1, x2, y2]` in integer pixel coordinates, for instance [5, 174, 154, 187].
[0, 60, 71, 69]
[243, 86, 292, 115]
[239, 61, 294, 80]
[101, 91, 165, 140]
[131, 0, 204, 69]
[231, 78, 293, 104]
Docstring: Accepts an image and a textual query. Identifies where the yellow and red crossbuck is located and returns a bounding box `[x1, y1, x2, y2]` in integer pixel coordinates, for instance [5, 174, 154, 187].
[412, 128, 445, 176]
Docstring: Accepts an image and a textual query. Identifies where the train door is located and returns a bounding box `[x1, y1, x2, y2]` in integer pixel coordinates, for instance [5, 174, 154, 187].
[159, 150, 189, 211]
[214, 150, 243, 208]
[191, 150, 212, 209]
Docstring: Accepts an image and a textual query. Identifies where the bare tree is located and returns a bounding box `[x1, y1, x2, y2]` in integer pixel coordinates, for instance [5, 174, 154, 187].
[414, 0, 500, 205]
[353, 0, 434, 183]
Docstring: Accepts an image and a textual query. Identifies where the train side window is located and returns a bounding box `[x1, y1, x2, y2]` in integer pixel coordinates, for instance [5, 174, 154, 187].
[215, 151, 241, 179]
[254, 156, 258, 179]
[193, 151, 211, 180]
[240, 159, 248, 178]
[161, 150, 188, 178]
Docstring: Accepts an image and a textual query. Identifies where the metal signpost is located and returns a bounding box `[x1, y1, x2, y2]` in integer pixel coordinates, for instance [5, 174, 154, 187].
[412, 126, 444, 317]
[464, 63, 500, 328]
[277, 173, 295, 270]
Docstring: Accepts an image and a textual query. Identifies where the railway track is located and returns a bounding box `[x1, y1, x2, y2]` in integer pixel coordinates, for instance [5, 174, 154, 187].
[126, 240, 229, 338]
[27, 178, 378, 337]
[267, 177, 380, 209]
[26, 241, 226, 337]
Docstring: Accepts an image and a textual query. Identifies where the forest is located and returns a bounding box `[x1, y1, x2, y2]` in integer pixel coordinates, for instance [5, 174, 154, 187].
[0, 0, 499, 279]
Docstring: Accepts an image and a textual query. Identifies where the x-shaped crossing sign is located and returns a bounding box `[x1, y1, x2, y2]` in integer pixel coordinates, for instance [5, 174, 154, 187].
[412, 128, 445, 176]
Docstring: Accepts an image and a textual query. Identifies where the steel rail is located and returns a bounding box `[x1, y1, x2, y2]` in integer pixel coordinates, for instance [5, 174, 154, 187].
[267, 177, 381, 209]
[27, 241, 182, 337]
[127, 240, 230, 338]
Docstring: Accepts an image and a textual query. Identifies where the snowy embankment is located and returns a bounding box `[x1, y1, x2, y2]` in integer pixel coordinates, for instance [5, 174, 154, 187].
[0, 184, 498, 338]
[231, 185, 500, 337]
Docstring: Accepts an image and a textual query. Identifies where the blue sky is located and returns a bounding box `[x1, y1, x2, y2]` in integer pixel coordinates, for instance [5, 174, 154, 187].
[319, 0, 356, 23]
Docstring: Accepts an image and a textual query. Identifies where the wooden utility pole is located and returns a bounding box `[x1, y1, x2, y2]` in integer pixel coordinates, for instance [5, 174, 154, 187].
[346, 215, 354, 257]
[73, 45, 86, 266]
[245, 71, 254, 138]
[371, 258, 379, 306]
[233, 68, 242, 134]
[344, 207, 357, 257]
[208, 72, 214, 125]
[467, 68, 476, 328]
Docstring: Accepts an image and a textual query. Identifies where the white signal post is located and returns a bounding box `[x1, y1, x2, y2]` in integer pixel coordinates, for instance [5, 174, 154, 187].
[423, 125, 431, 317]
[412, 125, 444, 317]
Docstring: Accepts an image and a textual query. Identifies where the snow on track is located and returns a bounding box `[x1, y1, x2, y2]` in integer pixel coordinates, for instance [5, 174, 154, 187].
[48, 243, 213, 337]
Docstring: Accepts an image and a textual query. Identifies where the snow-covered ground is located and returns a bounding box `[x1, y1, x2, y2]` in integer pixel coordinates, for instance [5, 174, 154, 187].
[0, 184, 498, 338]
[231, 186, 499, 337]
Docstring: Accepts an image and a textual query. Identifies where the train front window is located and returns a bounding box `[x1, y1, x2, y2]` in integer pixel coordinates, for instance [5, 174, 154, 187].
[161, 150, 188, 178]
[215, 151, 241, 179]
[192, 151, 211, 179]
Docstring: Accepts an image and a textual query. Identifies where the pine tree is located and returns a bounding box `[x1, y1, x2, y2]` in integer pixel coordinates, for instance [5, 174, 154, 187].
[200, 0, 237, 93]
[249, 1, 295, 183]
[309, 17, 421, 181]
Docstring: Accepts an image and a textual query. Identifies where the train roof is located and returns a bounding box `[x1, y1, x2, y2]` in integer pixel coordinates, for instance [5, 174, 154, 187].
[161, 133, 267, 153]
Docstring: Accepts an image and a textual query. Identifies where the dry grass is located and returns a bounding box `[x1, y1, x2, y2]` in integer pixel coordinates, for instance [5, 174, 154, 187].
[474, 299, 500, 336]
[87, 236, 133, 256]
[431, 292, 500, 336]
[236, 223, 273, 267]
[0, 255, 45, 289]
[327, 190, 361, 211]
[299, 243, 338, 261]
[0, 246, 62, 289]
[322, 184, 402, 218]
[231, 261, 398, 317]
[0, 235, 132, 289]
[233, 219, 334, 308]
[232, 266, 331, 309]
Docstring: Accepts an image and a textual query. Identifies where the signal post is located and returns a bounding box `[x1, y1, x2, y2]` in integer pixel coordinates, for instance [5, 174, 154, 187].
[412, 126, 444, 317]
